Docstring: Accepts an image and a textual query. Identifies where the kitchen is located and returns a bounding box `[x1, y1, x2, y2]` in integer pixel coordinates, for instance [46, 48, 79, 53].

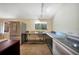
[0, 3, 79, 55]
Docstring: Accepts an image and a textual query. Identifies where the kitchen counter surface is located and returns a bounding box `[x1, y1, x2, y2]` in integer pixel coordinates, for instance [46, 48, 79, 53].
[46, 32, 79, 55]
[0, 40, 20, 55]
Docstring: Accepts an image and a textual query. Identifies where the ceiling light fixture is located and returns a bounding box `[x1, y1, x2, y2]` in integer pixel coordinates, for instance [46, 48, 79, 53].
[39, 3, 44, 20]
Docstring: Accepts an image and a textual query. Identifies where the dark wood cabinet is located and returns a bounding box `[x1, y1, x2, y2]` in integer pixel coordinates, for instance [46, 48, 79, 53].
[0, 40, 20, 55]
[45, 35, 53, 54]
[21, 33, 27, 44]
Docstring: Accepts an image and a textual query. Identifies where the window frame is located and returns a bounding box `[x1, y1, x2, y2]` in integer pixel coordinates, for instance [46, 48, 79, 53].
[35, 23, 47, 30]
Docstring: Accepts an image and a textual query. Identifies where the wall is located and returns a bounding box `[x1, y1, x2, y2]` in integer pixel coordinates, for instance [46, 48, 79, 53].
[0, 22, 4, 34]
[18, 19, 33, 31]
[0, 19, 9, 40]
[53, 4, 79, 34]
[19, 18, 53, 32]
[39, 18, 53, 32]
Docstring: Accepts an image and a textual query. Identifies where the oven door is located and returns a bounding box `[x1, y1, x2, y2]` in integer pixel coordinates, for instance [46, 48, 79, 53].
[53, 39, 79, 55]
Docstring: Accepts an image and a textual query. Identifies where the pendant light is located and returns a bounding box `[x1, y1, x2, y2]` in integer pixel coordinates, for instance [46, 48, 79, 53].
[39, 3, 44, 20]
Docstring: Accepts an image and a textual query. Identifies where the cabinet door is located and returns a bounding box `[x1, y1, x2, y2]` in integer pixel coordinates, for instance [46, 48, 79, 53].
[53, 39, 73, 55]
[9, 21, 20, 40]
[10, 21, 20, 35]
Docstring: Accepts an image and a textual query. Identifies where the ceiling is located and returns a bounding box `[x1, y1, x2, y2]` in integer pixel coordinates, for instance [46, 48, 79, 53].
[0, 3, 63, 19]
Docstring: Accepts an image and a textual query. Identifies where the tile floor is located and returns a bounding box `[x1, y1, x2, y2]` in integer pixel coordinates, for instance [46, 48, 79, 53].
[20, 43, 52, 55]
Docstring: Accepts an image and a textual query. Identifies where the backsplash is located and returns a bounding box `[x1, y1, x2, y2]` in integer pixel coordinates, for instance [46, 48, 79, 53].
[66, 32, 79, 38]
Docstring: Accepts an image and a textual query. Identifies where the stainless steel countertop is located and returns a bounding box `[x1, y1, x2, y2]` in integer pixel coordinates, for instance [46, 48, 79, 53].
[46, 32, 79, 55]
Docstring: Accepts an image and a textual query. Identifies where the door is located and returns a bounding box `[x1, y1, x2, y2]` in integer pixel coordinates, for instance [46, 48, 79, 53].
[9, 21, 20, 40]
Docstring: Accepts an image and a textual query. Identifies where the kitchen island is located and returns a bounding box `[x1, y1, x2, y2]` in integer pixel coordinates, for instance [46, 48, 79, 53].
[0, 40, 20, 55]
[46, 32, 79, 55]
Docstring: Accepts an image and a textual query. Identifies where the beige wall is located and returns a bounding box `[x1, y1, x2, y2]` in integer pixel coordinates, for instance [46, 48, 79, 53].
[39, 18, 53, 32]
[0, 18, 53, 40]
[0, 19, 9, 40]
[18, 18, 53, 32]
[53, 4, 79, 34]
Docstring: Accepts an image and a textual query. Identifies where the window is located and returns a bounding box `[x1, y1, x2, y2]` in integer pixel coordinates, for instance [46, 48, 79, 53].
[35, 23, 47, 30]
[0, 23, 4, 34]
[0, 23, 6, 42]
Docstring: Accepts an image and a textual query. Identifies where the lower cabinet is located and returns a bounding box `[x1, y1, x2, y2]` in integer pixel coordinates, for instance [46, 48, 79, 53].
[21, 33, 27, 44]
[53, 40, 70, 55]
[45, 36, 53, 54]
[53, 39, 78, 55]
[0, 40, 20, 55]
